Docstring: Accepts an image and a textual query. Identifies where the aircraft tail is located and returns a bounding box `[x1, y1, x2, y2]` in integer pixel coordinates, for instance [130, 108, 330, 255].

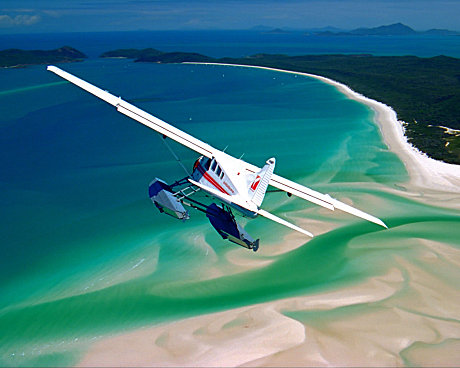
[248, 157, 275, 207]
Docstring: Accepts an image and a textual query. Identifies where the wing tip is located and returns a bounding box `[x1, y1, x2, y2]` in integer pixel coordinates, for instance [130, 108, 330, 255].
[302, 229, 315, 238]
[371, 216, 388, 229]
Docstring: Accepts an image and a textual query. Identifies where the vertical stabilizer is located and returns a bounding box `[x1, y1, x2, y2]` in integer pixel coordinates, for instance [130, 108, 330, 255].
[248, 158, 275, 207]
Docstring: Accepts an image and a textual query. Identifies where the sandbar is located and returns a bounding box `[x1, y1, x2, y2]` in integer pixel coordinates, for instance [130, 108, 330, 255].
[76, 63, 460, 367]
[77, 255, 460, 367]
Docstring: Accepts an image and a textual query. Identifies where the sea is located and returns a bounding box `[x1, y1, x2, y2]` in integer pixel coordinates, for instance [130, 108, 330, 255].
[0, 31, 459, 366]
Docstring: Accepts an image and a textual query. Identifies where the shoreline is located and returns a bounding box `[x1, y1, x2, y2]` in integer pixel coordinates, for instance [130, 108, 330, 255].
[76, 63, 460, 367]
[185, 62, 460, 194]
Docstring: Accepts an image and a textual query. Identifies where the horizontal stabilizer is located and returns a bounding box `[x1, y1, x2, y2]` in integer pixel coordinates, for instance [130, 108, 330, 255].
[257, 209, 314, 238]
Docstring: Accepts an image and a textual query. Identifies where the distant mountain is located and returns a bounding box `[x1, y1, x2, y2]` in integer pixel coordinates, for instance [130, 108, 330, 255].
[352, 23, 416, 35]
[423, 28, 460, 36]
[317, 23, 459, 36]
[263, 28, 290, 34]
[249, 25, 346, 33]
[249, 25, 273, 32]
[310, 26, 345, 33]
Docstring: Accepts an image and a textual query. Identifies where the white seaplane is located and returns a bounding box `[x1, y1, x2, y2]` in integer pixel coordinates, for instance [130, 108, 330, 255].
[48, 65, 387, 252]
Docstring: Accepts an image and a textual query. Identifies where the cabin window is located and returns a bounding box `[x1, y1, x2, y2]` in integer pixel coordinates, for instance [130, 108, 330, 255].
[220, 172, 225, 179]
[204, 157, 211, 170]
[216, 166, 222, 176]
[211, 160, 217, 171]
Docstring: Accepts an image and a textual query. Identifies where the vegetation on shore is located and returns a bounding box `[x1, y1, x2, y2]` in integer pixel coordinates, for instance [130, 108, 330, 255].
[5, 45, 458, 164]
[0, 46, 86, 68]
[100, 48, 163, 59]
[103, 49, 459, 164]
[221, 54, 460, 164]
[101, 48, 214, 63]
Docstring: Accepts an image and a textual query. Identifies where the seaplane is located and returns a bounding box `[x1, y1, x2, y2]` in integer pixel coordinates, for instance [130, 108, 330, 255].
[47, 65, 387, 252]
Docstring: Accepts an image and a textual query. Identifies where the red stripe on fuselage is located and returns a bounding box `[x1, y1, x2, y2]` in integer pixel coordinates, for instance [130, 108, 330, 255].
[196, 165, 229, 195]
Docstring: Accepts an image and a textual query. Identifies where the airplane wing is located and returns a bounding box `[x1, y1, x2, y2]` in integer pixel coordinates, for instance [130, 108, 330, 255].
[241, 162, 387, 228]
[272, 174, 388, 228]
[48, 65, 387, 232]
[47, 65, 215, 158]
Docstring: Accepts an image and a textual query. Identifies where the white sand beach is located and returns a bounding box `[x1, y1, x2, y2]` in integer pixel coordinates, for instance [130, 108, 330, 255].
[77, 63, 460, 367]
[198, 63, 460, 195]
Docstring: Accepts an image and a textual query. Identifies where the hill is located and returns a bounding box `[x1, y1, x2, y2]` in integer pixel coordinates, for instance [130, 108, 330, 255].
[100, 48, 163, 59]
[317, 23, 459, 36]
[100, 49, 213, 63]
[0, 46, 86, 68]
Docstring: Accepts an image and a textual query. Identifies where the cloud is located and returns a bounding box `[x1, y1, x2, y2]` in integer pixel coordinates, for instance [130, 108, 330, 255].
[0, 14, 41, 27]
[0, 0, 459, 33]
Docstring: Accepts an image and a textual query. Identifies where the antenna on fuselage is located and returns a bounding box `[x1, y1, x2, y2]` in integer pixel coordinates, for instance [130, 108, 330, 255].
[239, 153, 245, 160]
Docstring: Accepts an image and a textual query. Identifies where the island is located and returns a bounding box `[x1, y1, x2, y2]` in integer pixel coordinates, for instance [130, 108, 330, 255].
[0, 46, 86, 68]
[101, 48, 213, 63]
[101, 49, 460, 165]
[316, 22, 459, 36]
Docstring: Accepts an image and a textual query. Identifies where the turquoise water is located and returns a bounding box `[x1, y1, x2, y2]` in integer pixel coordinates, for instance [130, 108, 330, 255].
[0, 59, 459, 366]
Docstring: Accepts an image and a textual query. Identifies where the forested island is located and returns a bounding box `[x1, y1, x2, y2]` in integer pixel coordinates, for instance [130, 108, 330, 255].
[0, 46, 86, 68]
[100, 48, 213, 63]
[102, 49, 460, 164]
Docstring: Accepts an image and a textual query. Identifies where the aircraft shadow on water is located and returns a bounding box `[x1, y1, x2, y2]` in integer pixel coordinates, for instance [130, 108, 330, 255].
[48, 66, 387, 252]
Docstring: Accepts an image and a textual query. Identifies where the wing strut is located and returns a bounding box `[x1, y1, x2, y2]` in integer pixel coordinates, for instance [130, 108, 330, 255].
[47, 65, 215, 158]
[159, 135, 191, 177]
[48, 65, 387, 231]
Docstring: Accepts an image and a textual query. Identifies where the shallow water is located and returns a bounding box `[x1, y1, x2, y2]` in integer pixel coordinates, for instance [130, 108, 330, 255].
[0, 59, 458, 366]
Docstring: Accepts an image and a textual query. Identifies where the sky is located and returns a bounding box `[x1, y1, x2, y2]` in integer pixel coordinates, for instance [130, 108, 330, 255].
[0, 0, 459, 34]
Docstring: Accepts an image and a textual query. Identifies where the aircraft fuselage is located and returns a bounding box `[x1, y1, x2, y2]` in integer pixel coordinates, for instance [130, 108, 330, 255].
[191, 156, 258, 218]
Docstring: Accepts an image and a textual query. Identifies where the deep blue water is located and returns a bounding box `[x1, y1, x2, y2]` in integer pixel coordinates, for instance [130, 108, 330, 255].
[1, 30, 459, 58]
[1, 33, 459, 367]
[0, 58, 414, 365]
